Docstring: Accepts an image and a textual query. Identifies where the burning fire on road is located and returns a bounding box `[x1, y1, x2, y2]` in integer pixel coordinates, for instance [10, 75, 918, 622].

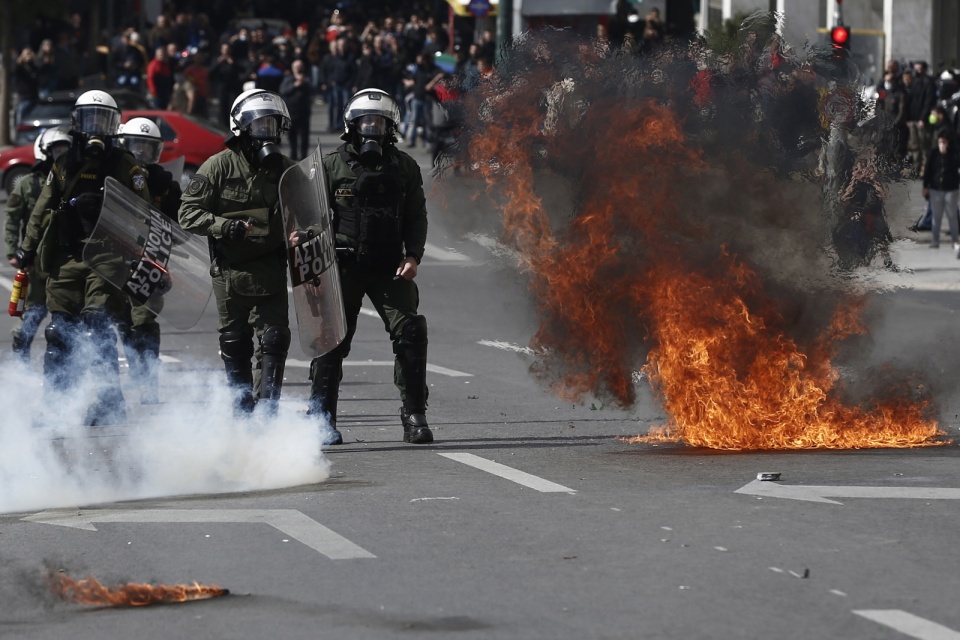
[439, 16, 946, 450]
[48, 572, 229, 607]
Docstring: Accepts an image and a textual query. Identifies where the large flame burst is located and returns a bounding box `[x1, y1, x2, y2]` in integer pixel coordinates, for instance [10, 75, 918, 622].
[440, 19, 943, 450]
[48, 572, 228, 607]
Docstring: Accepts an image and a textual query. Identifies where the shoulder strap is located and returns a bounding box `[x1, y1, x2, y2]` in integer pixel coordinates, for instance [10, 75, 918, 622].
[337, 145, 365, 177]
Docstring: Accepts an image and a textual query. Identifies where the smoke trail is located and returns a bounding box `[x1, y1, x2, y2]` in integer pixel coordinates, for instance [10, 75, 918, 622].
[0, 352, 330, 515]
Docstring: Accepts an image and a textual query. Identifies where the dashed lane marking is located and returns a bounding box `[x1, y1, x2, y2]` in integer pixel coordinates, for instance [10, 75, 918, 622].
[286, 358, 472, 377]
[438, 452, 577, 493]
[853, 610, 960, 640]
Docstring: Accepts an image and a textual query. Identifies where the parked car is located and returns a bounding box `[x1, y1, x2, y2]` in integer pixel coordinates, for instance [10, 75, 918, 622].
[15, 89, 151, 147]
[0, 110, 228, 195]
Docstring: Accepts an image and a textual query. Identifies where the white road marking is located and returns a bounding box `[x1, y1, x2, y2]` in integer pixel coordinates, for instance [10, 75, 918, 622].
[423, 242, 471, 262]
[22, 509, 375, 560]
[286, 358, 471, 377]
[478, 339, 537, 355]
[735, 479, 960, 504]
[438, 452, 576, 493]
[854, 610, 960, 640]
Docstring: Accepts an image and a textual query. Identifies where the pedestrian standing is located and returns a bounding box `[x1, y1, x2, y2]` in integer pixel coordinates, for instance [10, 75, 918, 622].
[146, 47, 174, 110]
[211, 42, 244, 130]
[280, 59, 313, 160]
[302, 88, 433, 445]
[178, 90, 295, 415]
[14, 91, 151, 425]
[922, 131, 960, 254]
[14, 48, 40, 127]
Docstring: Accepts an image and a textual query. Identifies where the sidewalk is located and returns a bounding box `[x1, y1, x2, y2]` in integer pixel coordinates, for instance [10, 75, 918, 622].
[876, 182, 960, 292]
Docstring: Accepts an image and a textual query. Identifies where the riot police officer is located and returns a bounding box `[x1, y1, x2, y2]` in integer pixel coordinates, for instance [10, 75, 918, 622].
[4, 126, 71, 362]
[178, 89, 295, 415]
[308, 88, 433, 445]
[15, 90, 151, 425]
[115, 117, 182, 404]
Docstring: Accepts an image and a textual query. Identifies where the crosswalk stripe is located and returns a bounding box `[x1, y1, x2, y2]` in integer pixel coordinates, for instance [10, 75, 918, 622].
[854, 610, 960, 640]
[438, 452, 576, 493]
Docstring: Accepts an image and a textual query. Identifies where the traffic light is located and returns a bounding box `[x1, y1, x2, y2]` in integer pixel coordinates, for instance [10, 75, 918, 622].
[830, 25, 851, 50]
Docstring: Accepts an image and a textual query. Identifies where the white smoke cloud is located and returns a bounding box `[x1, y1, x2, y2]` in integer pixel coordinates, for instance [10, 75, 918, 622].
[0, 353, 331, 515]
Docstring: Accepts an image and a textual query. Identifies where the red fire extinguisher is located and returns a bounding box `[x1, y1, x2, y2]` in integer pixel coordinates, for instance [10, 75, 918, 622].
[8, 270, 29, 317]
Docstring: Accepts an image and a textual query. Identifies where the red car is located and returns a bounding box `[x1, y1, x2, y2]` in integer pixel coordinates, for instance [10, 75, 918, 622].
[0, 110, 228, 195]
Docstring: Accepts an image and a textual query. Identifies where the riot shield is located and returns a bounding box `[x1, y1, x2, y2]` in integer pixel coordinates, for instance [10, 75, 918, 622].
[160, 156, 185, 188]
[279, 141, 347, 357]
[84, 176, 213, 330]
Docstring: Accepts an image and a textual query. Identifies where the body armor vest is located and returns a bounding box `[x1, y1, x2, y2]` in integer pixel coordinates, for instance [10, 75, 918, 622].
[336, 147, 405, 271]
[57, 147, 125, 247]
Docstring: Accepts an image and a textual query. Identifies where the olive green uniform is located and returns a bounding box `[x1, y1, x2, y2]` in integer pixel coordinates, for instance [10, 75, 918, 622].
[308, 142, 429, 430]
[178, 145, 295, 408]
[4, 169, 48, 357]
[20, 145, 150, 424]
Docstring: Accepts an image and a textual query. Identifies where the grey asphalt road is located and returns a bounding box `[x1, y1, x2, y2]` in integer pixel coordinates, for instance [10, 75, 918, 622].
[1, 106, 960, 640]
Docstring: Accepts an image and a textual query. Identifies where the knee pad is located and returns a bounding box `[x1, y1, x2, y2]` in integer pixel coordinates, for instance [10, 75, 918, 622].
[260, 325, 291, 356]
[44, 313, 78, 351]
[398, 315, 428, 347]
[220, 330, 254, 361]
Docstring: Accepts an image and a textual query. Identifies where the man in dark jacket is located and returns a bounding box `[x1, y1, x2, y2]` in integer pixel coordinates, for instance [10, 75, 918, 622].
[922, 131, 960, 254]
[280, 59, 313, 160]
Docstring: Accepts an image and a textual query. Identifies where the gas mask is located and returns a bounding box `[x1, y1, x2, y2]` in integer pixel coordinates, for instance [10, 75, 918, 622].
[247, 115, 283, 166]
[73, 105, 120, 159]
[353, 115, 390, 166]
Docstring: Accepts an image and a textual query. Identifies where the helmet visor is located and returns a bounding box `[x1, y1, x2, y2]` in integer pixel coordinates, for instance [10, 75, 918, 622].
[356, 114, 389, 138]
[48, 142, 71, 161]
[73, 105, 121, 137]
[232, 92, 291, 133]
[120, 135, 163, 165]
[248, 115, 281, 140]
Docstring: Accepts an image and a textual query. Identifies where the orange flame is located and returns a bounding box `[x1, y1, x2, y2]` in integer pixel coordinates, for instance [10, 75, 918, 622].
[452, 37, 944, 451]
[49, 572, 228, 607]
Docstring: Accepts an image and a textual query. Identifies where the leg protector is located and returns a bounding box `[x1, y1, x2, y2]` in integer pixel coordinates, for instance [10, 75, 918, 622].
[257, 325, 290, 413]
[133, 325, 161, 404]
[308, 353, 344, 445]
[80, 308, 126, 426]
[43, 312, 79, 391]
[220, 330, 255, 414]
[396, 315, 432, 444]
[13, 304, 48, 363]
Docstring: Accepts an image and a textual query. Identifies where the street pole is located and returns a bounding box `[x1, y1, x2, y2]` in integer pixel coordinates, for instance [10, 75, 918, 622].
[496, 0, 513, 65]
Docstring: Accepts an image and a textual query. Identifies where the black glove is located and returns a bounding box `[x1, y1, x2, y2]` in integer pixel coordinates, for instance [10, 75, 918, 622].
[14, 247, 35, 269]
[73, 192, 103, 221]
[223, 219, 248, 241]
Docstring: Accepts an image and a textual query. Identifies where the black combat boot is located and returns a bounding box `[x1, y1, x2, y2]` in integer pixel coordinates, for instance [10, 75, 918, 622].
[220, 331, 256, 415]
[11, 331, 30, 364]
[397, 340, 433, 444]
[308, 355, 343, 445]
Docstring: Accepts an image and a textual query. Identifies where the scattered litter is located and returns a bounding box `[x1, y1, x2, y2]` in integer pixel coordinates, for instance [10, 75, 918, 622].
[660, 538, 670, 543]
[678, 586, 690, 590]
[757, 472, 781, 481]
[830, 589, 847, 597]
[714, 546, 727, 552]
[788, 569, 810, 579]
[661, 526, 673, 531]
[410, 497, 460, 502]
[610, 508, 621, 512]
[467, 395, 478, 400]
[282, 539, 289, 543]
[769, 567, 784, 573]
[563, 555, 577, 560]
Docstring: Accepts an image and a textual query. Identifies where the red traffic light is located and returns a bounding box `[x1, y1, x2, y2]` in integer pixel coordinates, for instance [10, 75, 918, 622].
[830, 25, 850, 48]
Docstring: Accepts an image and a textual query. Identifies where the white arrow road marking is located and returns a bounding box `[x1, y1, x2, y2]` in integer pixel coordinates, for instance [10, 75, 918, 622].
[286, 358, 472, 377]
[735, 479, 960, 504]
[439, 453, 576, 494]
[854, 610, 960, 640]
[21, 509, 375, 560]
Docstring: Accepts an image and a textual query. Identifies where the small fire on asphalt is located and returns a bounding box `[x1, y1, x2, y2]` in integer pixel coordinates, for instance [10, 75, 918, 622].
[48, 572, 229, 607]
